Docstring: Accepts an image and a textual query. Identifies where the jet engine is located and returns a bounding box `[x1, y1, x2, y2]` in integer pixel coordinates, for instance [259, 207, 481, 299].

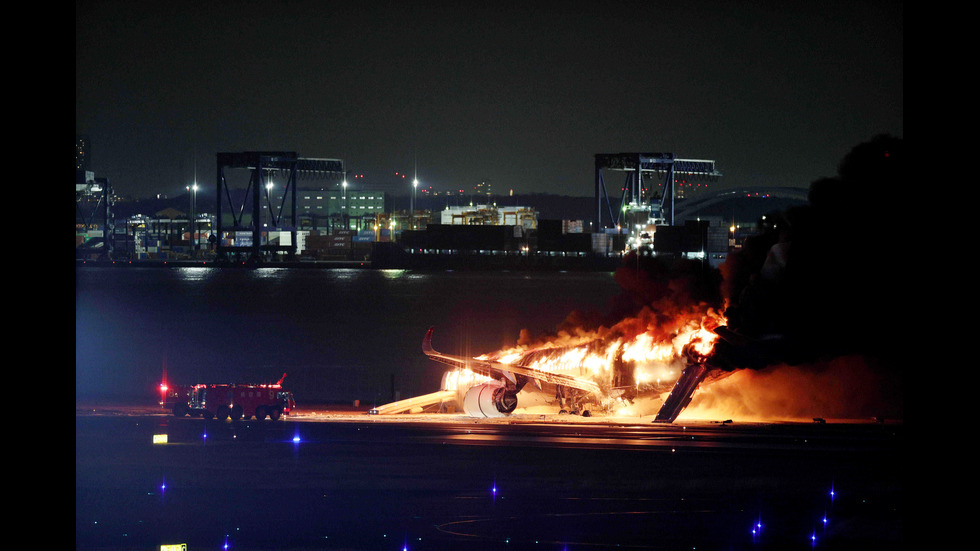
[462, 383, 519, 418]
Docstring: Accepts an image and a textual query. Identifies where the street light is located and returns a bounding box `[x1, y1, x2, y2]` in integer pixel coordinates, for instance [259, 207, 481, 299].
[265, 180, 274, 229]
[342, 179, 348, 231]
[186, 183, 199, 252]
[412, 177, 419, 229]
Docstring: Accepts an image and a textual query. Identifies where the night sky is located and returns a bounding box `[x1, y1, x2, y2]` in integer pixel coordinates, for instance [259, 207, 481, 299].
[76, 0, 903, 200]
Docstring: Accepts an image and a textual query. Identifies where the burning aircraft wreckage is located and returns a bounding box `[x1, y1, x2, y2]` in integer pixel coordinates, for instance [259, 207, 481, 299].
[369, 138, 904, 423]
[372, 307, 727, 423]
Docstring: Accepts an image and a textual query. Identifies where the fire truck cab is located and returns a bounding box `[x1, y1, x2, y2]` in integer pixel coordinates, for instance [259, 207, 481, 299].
[187, 382, 295, 420]
[159, 383, 192, 417]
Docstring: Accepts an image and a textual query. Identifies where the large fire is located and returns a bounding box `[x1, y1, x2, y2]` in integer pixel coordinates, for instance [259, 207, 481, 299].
[681, 355, 898, 422]
[460, 302, 727, 414]
[436, 299, 898, 422]
[432, 293, 898, 422]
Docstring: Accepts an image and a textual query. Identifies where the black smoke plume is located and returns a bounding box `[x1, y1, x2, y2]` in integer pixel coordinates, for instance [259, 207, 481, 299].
[716, 135, 905, 381]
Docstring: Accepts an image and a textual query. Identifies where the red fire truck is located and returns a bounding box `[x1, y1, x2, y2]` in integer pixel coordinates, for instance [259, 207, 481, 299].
[161, 374, 295, 420]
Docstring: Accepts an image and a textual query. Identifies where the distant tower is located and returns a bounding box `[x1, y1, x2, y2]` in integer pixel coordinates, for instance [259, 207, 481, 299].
[76, 135, 91, 172]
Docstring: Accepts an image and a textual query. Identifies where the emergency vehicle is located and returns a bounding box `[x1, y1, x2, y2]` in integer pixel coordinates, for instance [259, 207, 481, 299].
[161, 374, 295, 420]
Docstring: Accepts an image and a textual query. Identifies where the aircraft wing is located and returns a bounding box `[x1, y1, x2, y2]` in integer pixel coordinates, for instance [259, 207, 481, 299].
[423, 327, 602, 396]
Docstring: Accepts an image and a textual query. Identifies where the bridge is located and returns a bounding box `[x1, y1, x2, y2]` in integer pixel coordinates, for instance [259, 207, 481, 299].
[673, 186, 810, 223]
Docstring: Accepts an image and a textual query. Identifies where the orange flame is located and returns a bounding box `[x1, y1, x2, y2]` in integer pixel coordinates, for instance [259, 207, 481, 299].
[682, 355, 899, 422]
[478, 302, 726, 398]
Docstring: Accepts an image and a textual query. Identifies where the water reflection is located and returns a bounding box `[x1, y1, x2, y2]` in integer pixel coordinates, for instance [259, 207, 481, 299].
[250, 267, 290, 280]
[329, 268, 363, 281]
[174, 266, 217, 282]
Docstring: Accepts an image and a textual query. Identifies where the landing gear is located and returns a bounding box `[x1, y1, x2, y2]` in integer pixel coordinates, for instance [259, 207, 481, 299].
[555, 387, 594, 416]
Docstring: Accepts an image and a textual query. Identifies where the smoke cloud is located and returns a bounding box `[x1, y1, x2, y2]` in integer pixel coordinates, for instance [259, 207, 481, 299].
[516, 254, 725, 350]
[706, 135, 905, 419]
[719, 135, 904, 368]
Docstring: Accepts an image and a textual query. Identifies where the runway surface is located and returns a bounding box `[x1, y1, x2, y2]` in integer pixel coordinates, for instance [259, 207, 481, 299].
[76, 404, 902, 550]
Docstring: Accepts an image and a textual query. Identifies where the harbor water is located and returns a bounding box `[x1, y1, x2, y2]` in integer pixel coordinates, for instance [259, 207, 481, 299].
[75, 266, 625, 406]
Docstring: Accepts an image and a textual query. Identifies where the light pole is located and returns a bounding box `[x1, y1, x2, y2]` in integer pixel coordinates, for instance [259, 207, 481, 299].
[412, 177, 419, 229]
[265, 180, 274, 232]
[192, 183, 198, 251]
[342, 178, 348, 231]
[186, 183, 198, 253]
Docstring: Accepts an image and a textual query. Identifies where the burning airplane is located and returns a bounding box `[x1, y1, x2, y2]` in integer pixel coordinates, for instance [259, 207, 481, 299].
[374, 298, 726, 422]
